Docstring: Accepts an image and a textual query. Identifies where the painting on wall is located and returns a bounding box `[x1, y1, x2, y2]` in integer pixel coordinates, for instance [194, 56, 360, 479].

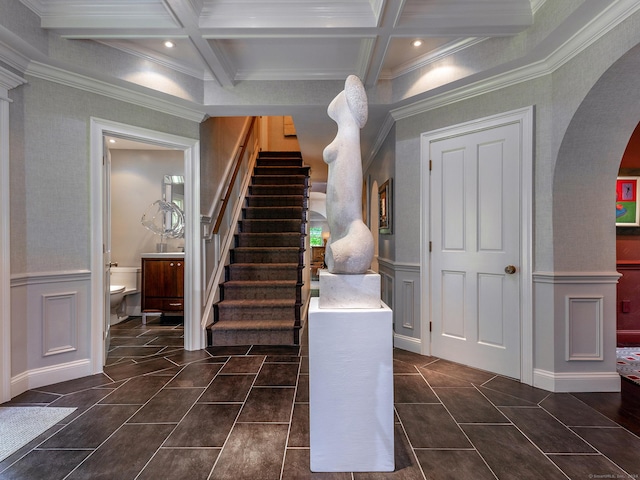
[616, 177, 640, 226]
[379, 179, 392, 234]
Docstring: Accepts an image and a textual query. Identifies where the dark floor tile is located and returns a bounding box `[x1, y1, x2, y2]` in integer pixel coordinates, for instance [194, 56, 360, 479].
[104, 356, 129, 367]
[198, 374, 255, 403]
[549, 454, 630, 479]
[249, 345, 301, 356]
[104, 357, 176, 381]
[462, 424, 565, 479]
[139, 328, 184, 337]
[266, 355, 301, 363]
[296, 374, 309, 402]
[393, 349, 434, 368]
[255, 363, 299, 386]
[48, 388, 113, 421]
[221, 355, 265, 374]
[435, 387, 508, 424]
[420, 359, 495, 385]
[36, 374, 114, 395]
[147, 366, 182, 377]
[164, 403, 241, 447]
[40, 404, 139, 448]
[289, 403, 310, 447]
[147, 336, 185, 346]
[415, 449, 496, 480]
[540, 393, 619, 427]
[107, 345, 167, 357]
[210, 423, 288, 480]
[205, 345, 252, 356]
[500, 406, 595, 453]
[0, 424, 66, 471]
[162, 349, 215, 365]
[477, 385, 537, 406]
[481, 376, 550, 404]
[4, 390, 61, 405]
[109, 336, 152, 346]
[238, 387, 295, 423]
[353, 424, 425, 479]
[99, 375, 170, 404]
[395, 404, 470, 448]
[393, 359, 419, 374]
[418, 367, 474, 387]
[571, 427, 640, 475]
[0, 449, 91, 480]
[166, 362, 223, 388]
[66, 423, 175, 480]
[394, 374, 439, 403]
[137, 448, 220, 480]
[282, 449, 352, 479]
[128, 388, 203, 423]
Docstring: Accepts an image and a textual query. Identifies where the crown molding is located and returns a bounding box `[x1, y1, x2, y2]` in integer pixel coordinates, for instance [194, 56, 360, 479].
[25, 61, 205, 122]
[390, 0, 640, 121]
[0, 65, 26, 92]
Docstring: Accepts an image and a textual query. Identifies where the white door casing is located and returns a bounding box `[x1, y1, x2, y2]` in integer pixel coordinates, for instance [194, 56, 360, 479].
[103, 139, 112, 363]
[90, 118, 201, 374]
[420, 107, 533, 384]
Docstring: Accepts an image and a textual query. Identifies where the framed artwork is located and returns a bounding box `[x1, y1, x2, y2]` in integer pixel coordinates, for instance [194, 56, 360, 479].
[378, 179, 392, 234]
[616, 176, 640, 226]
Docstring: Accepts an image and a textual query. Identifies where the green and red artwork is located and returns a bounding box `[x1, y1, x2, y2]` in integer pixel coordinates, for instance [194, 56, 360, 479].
[616, 177, 639, 226]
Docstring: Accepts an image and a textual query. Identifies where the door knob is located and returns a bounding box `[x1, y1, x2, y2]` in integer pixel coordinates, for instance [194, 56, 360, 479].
[107, 262, 118, 267]
[504, 265, 516, 274]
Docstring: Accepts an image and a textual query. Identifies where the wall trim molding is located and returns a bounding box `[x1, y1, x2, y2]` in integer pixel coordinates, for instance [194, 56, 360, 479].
[533, 271, 621, 284]
[393, 333, 422, 355]
[11, 359, 93, 398]
[533, 368, 621, 393]
[377, 257, 420, 273]
[10, 270, 91, 287]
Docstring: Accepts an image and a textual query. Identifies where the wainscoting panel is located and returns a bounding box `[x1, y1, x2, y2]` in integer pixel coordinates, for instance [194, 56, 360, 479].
[379, 259, 422, 354]
[565, 295, 603, 361]
[42, 292, 78, 356]
[10, 270, 92, 398]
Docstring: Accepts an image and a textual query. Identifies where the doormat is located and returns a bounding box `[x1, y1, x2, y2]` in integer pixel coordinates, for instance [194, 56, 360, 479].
[0, 406, 76, 462]
[616, 347, 640, 386]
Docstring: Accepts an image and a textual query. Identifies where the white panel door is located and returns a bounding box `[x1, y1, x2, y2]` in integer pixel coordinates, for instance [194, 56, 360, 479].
[430, 122, 521, 379]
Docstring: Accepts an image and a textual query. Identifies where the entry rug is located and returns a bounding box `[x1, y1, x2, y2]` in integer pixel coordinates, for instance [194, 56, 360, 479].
[0, 406, 76, 462]
[616, 348, 640, 386]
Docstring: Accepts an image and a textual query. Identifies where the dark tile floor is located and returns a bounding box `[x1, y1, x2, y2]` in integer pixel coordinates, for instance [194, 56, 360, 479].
[2, 317, 640, 479]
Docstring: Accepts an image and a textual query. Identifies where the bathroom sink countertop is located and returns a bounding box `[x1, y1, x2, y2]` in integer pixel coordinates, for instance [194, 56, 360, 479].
[141, 252, 185, 259]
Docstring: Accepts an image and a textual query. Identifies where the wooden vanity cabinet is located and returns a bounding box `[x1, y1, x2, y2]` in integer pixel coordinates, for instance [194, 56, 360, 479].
[141, 257, 184, 314]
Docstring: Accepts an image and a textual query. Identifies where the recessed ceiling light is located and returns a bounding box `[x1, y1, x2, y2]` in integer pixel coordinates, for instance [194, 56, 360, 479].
[412, 39, 423, 47]
[164, 41, 175, 48]
[109, 139, 116, 144]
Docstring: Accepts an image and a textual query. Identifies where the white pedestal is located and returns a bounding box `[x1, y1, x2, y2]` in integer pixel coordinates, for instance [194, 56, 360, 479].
[308, 297, 394, 472]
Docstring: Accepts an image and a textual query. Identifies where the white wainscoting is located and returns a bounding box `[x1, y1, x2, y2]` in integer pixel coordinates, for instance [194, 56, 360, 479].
[10, 270, 92, 398]
[532, 272, 620, 392]
[378, 258, 422, 354]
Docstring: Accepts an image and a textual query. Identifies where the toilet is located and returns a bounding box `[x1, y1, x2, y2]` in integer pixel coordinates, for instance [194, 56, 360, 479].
[109, 266, 141, 325]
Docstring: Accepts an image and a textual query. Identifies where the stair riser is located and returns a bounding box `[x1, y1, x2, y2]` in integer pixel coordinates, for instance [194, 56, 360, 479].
[236, 233, 303, 248]
[222, 286, 300, 301]
[215, 305, 298, 321]
[249, 185, 307, 196]
[211, 329, 296, 346]
[252, 175, 306, 186]
[227, 266, 301, 281]
[246, 196, 306, 208]
[232, 250, 301, 263]
[253, 167, 309, 176]
[243, 207, 304, 219]
[239, 220, 303, 233]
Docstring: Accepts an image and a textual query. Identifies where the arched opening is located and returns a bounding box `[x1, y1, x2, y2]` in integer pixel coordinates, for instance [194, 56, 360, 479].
[552, 43, 640, 386]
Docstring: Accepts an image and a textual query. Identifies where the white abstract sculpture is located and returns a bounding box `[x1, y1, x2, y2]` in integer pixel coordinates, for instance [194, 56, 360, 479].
[323, 75, 374, 274]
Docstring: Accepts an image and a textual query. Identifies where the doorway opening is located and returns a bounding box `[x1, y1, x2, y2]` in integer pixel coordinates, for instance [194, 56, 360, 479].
[90, 118, 201, 374]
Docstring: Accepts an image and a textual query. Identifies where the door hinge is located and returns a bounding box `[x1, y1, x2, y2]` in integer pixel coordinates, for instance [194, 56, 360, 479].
[429, 160, 433, 171]
[429, 241, 432, 252]
[429, 321, 432, 332]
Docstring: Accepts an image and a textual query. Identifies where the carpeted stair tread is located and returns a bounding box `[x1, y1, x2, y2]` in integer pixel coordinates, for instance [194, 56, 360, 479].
[246, 195, 306, 207]
[236, 233, 303, 247]
[217, 298, 297, 307]
[251, 175, 307, 185]
[243, 206, 304, 219]
[249, 185, 306, 196]
[211, 318, 297, 331]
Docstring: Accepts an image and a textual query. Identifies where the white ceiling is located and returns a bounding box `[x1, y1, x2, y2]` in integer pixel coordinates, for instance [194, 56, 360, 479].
[7, 0, 544, 180]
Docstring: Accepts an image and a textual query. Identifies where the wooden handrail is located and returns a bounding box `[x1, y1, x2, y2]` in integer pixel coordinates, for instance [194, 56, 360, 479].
[212, 116, 257, 234]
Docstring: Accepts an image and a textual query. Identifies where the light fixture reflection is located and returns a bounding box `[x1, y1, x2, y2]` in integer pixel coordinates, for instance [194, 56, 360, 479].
[164, 41, 175, 48]
[412, 39, 423, 47]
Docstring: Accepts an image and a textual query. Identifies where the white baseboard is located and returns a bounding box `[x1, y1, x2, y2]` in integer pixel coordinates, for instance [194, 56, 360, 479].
[11, 359, 93, 399]
[533, 368, 621, 393]
[393, 333, 422, 354]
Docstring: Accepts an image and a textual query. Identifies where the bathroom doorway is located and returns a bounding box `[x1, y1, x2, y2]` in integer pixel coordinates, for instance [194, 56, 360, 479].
[90, 118, 201, 374]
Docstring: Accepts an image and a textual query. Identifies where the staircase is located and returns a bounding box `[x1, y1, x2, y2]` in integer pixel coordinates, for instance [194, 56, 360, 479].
[210, 151, 309, 346]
